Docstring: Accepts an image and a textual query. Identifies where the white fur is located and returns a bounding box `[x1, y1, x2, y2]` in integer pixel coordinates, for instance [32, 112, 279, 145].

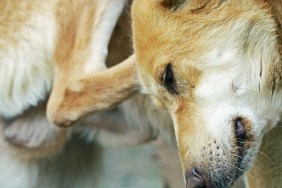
[195, 54, 281, 149]
[191, 9, 282, 143]
[190, 33, 281, 173]
[0, 6, 56, 118]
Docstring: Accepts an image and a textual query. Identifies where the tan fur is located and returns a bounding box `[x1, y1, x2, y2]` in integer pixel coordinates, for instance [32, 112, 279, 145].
[0, 0, 55, 47]
[1, 0, 281, 187]
[0, 0, 140, 155]
[0, 1, 188, 188]
[47, 0, 137, 127]
[0, 0, 136, 126]
[132, 0, 282, 187]
[0, 2, 178, 187]
[48, 54, 138, 127]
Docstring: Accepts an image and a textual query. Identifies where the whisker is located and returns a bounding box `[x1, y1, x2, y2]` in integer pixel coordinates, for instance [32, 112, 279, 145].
[220, 155, 251, 184]
[236, 140, 255, 144]
[228, 162, 253, 179]
[226, 153, 259, 171]
[222, 170, 233, 183]
[257, 150, 273, 164]
[213, 166, 221, 186]
[210, 171, 216, 187]
[262, 132, 270, 152]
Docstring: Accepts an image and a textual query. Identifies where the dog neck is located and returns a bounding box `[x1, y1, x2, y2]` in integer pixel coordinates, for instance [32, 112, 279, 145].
[266, 0, 282, 117]
[264, 0, 282, 105]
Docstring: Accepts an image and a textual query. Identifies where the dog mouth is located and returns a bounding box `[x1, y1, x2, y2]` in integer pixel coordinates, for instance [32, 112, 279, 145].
[185, 128, 256, 188]
[182, 115, 259, 188]
[213, 151, 255, 188]
[185, 152, 253, 188]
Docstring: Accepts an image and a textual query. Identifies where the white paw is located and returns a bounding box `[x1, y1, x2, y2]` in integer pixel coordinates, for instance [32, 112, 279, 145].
[2, 106, 67, 150]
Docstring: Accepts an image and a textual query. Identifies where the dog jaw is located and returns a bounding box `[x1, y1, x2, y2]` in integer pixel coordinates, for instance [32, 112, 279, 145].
[132, 0, 282, 186]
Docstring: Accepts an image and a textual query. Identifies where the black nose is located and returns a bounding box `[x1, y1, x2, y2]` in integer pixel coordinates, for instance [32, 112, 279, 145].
[186, 168, 206, 188]
[234, 117, 246, 141]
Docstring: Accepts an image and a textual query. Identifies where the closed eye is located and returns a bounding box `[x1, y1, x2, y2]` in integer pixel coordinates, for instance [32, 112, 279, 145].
[162, 63, 178, 95]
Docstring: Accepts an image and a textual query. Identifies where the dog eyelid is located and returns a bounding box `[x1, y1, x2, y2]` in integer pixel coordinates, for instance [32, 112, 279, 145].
[162, 63, 178, 95]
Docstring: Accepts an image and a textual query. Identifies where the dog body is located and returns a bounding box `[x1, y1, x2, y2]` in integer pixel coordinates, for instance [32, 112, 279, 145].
[0, 0, 56, 118]
[0, 0, 137, 155]
[0, 1, 184, 187]
[1, 0, 282, 187]
[132, 0, 282, 187]
[0, 0, 131, 123]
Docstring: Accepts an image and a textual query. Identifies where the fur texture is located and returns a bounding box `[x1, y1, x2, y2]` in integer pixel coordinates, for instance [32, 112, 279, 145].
[46, 0, 139, 127]
[0, 1, 181, 187]
[0, 0, 56, 117]
[1, 0, 281, 187]
[0, 0, 136, 127]
[132, 0, 282, 187]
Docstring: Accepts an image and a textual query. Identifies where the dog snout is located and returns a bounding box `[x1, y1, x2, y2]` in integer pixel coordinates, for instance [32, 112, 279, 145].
[185, 168, 209, 188]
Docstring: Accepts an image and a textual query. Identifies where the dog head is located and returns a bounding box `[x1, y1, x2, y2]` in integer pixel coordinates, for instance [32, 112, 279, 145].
[132, 0, 282, 187]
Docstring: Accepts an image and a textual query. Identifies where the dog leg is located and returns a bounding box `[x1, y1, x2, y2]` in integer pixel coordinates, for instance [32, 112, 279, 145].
[83, 0, 128, 74]
[47, 55, 138, 127]
[47, 0, 137, 127]
[0, 104, 68, 159]
[75, 107, 154, 147]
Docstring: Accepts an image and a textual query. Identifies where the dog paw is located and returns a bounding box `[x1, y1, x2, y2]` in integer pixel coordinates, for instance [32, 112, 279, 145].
[3, 118, 59, 149]
[1, 106, 68, 154]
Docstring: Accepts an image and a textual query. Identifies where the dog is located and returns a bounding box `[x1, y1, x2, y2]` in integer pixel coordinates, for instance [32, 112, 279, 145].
[131, 0, 282, 187]
[2, 0, 280, 188]
[22, 0, 279, 187]
[0, 0, 183, 187]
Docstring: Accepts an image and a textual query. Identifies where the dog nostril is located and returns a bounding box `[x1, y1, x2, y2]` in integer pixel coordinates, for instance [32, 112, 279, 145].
[235, 117, 246, 141]
[186, 168, 206, 188]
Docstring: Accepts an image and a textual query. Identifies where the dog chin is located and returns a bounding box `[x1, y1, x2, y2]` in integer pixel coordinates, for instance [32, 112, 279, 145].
[214, 145, 260, 187]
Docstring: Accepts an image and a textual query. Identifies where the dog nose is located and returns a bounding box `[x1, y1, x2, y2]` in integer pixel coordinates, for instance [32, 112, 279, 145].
[185, 168, 206, 188]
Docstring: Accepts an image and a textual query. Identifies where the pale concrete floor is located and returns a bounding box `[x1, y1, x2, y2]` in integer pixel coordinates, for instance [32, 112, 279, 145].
[95, 141, 245, 188]
[95, 144, 166, 188]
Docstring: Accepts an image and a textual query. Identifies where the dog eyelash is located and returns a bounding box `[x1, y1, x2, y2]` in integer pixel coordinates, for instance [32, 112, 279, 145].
[162, 63, 178, 95]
